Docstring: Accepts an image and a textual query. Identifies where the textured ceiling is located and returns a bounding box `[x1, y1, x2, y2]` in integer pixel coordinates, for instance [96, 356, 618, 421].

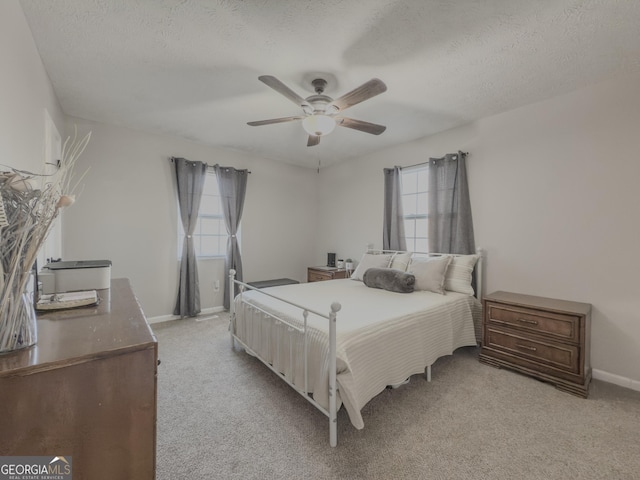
[19, 0, 640, 168]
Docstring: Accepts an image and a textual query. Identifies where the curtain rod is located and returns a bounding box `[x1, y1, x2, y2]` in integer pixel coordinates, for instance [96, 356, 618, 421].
[401, 151, 468, 170]
[169, 157, 251, 174]
[206, 164, 251, 174]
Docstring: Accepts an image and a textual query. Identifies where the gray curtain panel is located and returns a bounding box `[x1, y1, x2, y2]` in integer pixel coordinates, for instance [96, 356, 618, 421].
[427, 152, 475, 254]
[173, 157, 207, 317]
[214, 165, 249, 310]
[383, 166, 407, 251]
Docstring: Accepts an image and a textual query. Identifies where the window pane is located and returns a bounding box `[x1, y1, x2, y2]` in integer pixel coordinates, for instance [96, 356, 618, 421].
[404, 219, 415, 237]
[200, 218, 218, 235]
[176, 172, 228, 258]
[200, 235, 218, 257]
[210, 196, 222, 216]
[404, 238, 412, 252]
[415, 238, 429, 252]
[416, 192, 428, 212]
[192, 236, 201, 255]
[415, 218, 428, 237]
[402, 194, 417, 216]
[401, 166, 429, 252]
[417, 169, 428, 192]
[402, 171, 417, 194]
[199, 196, 217, 215]
[202, 178, 219, 195]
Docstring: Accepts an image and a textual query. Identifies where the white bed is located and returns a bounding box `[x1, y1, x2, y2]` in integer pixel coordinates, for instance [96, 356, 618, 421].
[229, 250, 483, 446]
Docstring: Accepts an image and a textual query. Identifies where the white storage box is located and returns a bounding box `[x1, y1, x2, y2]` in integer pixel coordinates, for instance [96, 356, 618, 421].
[43, 260, 112, 293]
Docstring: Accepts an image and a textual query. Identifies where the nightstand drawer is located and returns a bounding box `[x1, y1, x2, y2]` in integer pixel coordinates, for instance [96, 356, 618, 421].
[480, 291, 591, 397]
[486, 303, 579, 343]
[307, 267, 350, 282]
[308, 271, 331, 282]
[486, 328, 580, 374]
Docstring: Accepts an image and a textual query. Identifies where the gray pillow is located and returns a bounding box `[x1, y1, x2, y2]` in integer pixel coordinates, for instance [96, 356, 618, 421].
[362, 268, 415, 293]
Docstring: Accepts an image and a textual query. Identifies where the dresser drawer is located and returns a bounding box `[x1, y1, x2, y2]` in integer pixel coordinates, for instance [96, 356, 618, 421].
[486, 303, 579, 343]
[485, 327, 580, 374]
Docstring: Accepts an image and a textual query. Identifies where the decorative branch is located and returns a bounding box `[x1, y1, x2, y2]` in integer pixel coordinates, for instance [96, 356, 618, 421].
[0, 128, 91, 352]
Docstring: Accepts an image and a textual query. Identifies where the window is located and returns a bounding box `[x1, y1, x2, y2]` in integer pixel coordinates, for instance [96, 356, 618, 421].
[178, 172, 227, 258]
[401, 165, 429, 252]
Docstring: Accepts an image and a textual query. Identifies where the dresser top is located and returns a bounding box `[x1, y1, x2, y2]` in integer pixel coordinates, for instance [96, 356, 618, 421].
[0, 278, 156, 376]
[485, 291, 592, 316]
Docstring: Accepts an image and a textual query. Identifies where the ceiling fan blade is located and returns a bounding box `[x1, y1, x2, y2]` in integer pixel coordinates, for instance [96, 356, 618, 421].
[328, 78, 387, 113]
[258, 75, 311, 111]
[247, 116, 305, 126]
[307, 135, 320, 147]
[336, 117, 387, 135]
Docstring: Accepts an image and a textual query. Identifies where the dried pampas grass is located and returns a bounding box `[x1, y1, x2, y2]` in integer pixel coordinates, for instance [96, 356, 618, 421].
[0, 128, 91, 352]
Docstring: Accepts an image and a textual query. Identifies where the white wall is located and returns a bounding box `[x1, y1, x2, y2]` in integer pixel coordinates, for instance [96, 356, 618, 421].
[0, 0, 64, 173]
[61, 119, 318, 319]
[318, 73, 640, 386]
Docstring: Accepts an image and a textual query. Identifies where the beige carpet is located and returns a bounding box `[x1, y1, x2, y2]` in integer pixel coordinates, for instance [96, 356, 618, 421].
[153, 313, 640, 480]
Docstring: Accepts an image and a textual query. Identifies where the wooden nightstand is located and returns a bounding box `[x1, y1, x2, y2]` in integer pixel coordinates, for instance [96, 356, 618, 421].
[479, 291, 592, 398]
[307, 266, 350, 282]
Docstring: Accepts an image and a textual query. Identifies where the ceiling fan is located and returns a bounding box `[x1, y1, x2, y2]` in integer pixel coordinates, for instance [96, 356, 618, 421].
[247, 75, 387, 147]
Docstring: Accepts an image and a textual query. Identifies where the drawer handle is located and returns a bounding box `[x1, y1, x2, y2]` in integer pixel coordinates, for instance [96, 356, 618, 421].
[518, 317, 538, 325]
[516, 343, 537, 352]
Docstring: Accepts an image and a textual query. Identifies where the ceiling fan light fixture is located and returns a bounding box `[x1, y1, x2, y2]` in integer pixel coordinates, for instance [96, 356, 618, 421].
[249, 75, 387, 145]
[302, 114, 336, 136]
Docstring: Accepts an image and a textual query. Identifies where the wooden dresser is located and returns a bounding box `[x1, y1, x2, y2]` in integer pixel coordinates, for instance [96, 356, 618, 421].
[479, 291, 591, 397]
[307, 266, 350, 282]
[0, 278, 157, 479]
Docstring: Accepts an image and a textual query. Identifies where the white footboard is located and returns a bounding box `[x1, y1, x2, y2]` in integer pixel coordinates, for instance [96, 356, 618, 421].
[228, 269, 342, 447]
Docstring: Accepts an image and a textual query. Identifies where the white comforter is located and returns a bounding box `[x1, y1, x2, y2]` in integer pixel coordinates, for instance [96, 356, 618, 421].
[233, 279, 481, 429]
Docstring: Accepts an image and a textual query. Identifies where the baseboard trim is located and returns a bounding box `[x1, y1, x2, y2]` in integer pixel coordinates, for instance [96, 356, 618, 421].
[148, 306, 225, 325]
[592, 369, 640, 392]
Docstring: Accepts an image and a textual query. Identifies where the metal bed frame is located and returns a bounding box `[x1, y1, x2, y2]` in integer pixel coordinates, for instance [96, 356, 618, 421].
[228, 248, 483, 447]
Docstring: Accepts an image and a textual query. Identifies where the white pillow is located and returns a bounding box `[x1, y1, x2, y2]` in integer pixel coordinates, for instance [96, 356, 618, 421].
[408, 255, 452, 294]
[350, 253, 393, 281]
[444, 254, 479, 295]
[389, 252, 412, 272]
